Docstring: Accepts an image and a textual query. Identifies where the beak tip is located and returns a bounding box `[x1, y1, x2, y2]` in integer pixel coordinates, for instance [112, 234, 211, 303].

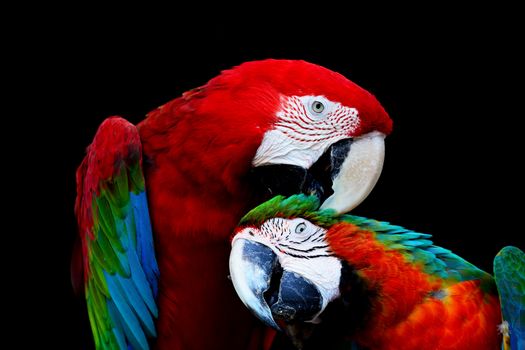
[263, 315, 281, 330]
[230, 238, 281, 330]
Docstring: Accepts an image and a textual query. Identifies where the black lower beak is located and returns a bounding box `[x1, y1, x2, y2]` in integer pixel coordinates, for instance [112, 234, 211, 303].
[230, 239, 324, 329]
[249, 139, 353, 204]
[271, 271, 323, 323]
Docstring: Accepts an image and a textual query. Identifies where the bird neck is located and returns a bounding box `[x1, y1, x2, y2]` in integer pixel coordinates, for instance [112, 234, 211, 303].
[326, 223, 442, 330]
[136, 98, 269, 349]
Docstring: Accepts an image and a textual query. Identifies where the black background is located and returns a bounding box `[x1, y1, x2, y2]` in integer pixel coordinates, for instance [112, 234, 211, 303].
[22, 11, 524, 348]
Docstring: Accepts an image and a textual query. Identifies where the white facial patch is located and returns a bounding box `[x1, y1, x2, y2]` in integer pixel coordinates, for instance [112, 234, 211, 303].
[234, 218, 342, 319]
[252, 95, 360, 169]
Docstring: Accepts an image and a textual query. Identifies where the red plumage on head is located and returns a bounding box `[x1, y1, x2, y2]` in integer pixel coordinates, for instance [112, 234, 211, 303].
[139, 59, 392, 243]
[208, 59, 393, 136]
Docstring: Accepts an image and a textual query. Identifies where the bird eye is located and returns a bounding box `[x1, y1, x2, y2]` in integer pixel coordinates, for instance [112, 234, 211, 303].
[295, 222, 307, 234]
[311, 100, 325, 113]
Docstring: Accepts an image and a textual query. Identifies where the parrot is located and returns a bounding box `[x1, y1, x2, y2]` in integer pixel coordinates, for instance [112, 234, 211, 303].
[72, 59, 394, 349]
[229, 194, 525, 350]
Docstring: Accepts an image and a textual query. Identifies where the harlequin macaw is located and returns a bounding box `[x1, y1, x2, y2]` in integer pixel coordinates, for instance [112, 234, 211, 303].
[73, 59, 393, 349]
[230, 195, 525, 350]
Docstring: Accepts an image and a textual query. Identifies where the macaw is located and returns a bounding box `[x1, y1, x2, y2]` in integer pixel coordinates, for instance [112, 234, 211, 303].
[229, 195, 525, 350]
[73, 59, 393, 349]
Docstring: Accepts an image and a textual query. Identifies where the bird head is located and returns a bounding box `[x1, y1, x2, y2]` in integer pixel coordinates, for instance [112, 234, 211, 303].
[191, 59, 392, 214]
[229, 195, 350, 347]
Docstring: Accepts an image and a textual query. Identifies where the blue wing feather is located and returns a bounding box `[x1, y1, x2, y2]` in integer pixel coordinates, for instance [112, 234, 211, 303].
[128, 243, 158, 317]
[343, 215, 492, 284]
[105, 273, 149, 350]
[107, 301, 128, 350]
[115, 273, 157, 337]
[132, 192, 160, 296]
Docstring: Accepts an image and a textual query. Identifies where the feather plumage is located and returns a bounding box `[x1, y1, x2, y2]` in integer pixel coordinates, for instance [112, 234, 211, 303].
[240, 194, 508, 349]
[75, 117, 159, 349]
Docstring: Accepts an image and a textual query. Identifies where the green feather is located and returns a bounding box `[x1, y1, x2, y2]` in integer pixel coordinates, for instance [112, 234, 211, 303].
[87, 281, 107, 326]
[102, 168, 130, 214]
[90, 238, 115, 275]
[240, 195, 338, 228]
[87, 292, 110, 345]
[129, 162, 145, 193]
[93, 195, 118, 241]
[93, 229, 128, 276]
[110, 219, 127, 252]
[86, 296, 102, 349]
[90, 256, 110, 297]
[126, 208, 137, 249]
[242, 195, 493, 284]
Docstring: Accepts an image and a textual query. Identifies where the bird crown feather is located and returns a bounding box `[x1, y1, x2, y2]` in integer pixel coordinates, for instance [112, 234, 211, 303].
[239, 194, 340, 228]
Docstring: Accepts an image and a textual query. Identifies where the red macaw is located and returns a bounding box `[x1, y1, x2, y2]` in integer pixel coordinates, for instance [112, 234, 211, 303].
[73, 59, 393, 349]
[229, 194, 524, 350]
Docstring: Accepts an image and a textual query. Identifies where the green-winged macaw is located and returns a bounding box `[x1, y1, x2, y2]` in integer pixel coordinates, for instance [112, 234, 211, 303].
[73, 59, 393, 349]
[229, 194, 525, 350]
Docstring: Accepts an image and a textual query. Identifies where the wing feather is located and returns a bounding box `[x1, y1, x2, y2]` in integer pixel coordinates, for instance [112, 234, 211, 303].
[74, 117, 159, 349]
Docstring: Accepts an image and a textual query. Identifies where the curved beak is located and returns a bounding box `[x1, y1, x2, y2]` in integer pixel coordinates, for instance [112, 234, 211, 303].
[229, 238, 323, 329]
[250, 131, 385, 215]
[229, 238, 280, 329]
[320, 131, 385, 213]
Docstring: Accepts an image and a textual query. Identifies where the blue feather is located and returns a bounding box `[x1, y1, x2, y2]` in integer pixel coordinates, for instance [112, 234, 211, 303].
[107, 301, 128, 350]
[105, 272, 149, 350]
[115, 273, 156, 337]
[401, 239, 433, 247]
[428, 246, 452, 255]
[128, 244, 158, 317]
[397, 232, 428, 240]
[132, 192, 160, 296]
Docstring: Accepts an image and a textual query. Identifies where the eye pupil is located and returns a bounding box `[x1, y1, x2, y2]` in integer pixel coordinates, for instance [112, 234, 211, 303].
[295, 222, 307, 234]
[311, 101, 325, 113]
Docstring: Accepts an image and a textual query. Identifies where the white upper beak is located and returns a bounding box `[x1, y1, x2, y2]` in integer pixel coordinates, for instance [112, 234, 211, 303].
[320, 131, 385, 213]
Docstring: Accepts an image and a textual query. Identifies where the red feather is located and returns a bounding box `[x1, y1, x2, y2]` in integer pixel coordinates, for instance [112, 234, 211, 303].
[327, 223, 501, 350]
[138, 71, 274, 350]
[74, 117, 141, 282]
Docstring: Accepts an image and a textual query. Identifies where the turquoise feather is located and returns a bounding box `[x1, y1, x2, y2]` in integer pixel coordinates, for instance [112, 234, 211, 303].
[105, 273, 149, 350]
[127, 244, 158, 317]
[107, 301, 128, 350]
[114, 273, 156, 337]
